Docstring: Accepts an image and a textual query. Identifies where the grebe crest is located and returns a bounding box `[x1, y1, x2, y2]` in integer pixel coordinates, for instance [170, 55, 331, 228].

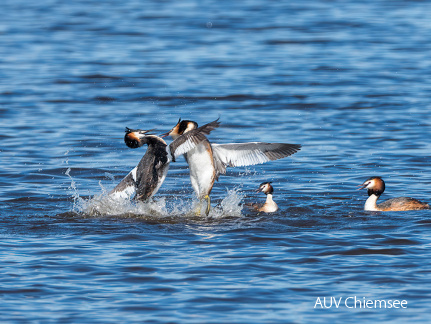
[124, 128, 164, 148]
[162, 119, 198, 139]
[110, 124, 218, 202]
[249, 182, 278, 213]
[358, 176, 429, 211]
[257, 182, 274, 195]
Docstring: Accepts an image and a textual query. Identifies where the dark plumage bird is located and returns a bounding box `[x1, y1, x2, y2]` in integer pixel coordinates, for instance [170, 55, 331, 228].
[110, 120, 220, 201]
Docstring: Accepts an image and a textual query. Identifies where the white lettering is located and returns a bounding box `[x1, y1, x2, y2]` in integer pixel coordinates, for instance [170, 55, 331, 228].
[318, 296, 408, 309]
[354, 296, 363, 308]
[333, 297, 342, 308]
[314, 297, 343, 309]
[374, 300, 386, 308]
[345, 297, 354, 308]
[323, 297, 333, 309]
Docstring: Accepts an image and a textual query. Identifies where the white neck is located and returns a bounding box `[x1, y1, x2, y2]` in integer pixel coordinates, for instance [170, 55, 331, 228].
[364, 194, 379, 211]
[264, 194, 278, 212]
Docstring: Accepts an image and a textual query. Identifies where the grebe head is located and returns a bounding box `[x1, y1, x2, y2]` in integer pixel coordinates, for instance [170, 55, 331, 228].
[124, 127, 156, 148]
[161, 118, 198, 139]
[358, 176, 385, 197]
[257, 182, 274, 195]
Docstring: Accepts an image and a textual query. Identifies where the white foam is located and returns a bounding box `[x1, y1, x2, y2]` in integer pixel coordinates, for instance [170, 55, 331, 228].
[66, 169, 245, 219]
[208, 188, 245, 218]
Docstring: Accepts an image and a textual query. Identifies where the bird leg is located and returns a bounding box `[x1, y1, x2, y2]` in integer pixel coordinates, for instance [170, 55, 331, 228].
[204, 195, 211, 216]
[193, 195, 211, 216]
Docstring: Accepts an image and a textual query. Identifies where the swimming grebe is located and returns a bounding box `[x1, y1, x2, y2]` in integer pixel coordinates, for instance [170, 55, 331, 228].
[162, 118, 301, 215]
[110, 120, 220, 201]
[249, 182, 278, 213]
[358, 176, 429, 211]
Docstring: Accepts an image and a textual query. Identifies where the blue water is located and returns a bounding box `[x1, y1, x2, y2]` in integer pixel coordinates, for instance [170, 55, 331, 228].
[2, 0, 431, 322]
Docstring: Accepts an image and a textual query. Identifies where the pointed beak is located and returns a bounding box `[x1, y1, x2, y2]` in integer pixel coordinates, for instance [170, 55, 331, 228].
[160, 131, 170, 138]
[256, 187, 263, 193]
[143, 128, 156, 135]
[125, 127, 156, 135]
[357, 183, 367, 190]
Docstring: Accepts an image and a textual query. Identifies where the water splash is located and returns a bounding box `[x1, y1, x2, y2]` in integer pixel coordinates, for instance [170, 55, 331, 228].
[75, 193, 169, 217]
[65, 167, 80, 211]
[209, 188, 244, 218]
[66, 169, 245, 219]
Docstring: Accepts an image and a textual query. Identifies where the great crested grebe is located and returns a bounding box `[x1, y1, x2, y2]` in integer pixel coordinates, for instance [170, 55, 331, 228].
[358, 176, 429, 211]
[110, 119, 220, 201]
[162, 118, 301, 215]
[249, 182, 278, 213]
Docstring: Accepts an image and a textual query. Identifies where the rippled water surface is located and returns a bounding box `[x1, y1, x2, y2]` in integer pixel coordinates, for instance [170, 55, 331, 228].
[2, 0, 431, 322]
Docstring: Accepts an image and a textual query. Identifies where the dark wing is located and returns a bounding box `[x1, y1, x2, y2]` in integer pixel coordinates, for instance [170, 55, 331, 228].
[378, 197, 430, 211]
[169, 118, 221, 159]
[212, 142, 301, 177]
[109, 167, 138, 199]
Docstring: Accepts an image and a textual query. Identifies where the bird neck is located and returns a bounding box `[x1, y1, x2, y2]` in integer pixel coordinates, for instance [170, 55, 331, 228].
[364, 194, 379, 211]
[145, 135, 167, 147]
[266, 193, 274, 201]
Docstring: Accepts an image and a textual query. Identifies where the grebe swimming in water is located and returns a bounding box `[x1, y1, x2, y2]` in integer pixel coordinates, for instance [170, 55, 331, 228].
[248, 182, 278, 213]
[162, 118, 301, 215]
[358, 176, 429, 211]
[110, 120, 220, 201]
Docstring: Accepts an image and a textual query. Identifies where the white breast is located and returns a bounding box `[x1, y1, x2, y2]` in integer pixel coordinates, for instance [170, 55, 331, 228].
[186, 142, 215, 198]
[364, 194, 379, 211]
[261, 194, 278, 213]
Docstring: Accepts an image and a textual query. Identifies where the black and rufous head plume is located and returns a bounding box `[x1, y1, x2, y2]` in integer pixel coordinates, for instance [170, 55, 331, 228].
[124, 127, 155, 149]
[257, 182, 274, 195]
[161, 118, 199, 137]
[358, 176, 385, 197]
[177, 119, 198, 135]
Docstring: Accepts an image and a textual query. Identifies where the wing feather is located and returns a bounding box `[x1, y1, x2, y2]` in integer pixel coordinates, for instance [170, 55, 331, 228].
[212, 142, 301, 177]
[109, 167, 138, 199]
[169, 118, 221, 159]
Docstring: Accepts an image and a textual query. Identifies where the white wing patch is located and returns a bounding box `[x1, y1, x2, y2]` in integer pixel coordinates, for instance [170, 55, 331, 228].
[131, 166, 137, 182]
[212, 142, 301, 177]
[171, 137, 196, 159]
[212, 143, 270, 168]
[167, 118, 221, 161]
[109, 184, 136, 200]
[109, 166, 138, 199]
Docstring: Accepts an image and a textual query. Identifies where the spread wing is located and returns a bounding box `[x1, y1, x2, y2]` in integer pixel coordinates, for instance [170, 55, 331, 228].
[212, 142, 301, 178]
[109, 167, 137, 199]
[169, 118, 221, 159]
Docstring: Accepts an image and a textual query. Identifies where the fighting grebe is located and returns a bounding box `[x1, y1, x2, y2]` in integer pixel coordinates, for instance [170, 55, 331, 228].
[249, 182, 278, 213]
[162, 118, 301, 215]
[358, 176, 429, 211]
[110, 120, 219, 201]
